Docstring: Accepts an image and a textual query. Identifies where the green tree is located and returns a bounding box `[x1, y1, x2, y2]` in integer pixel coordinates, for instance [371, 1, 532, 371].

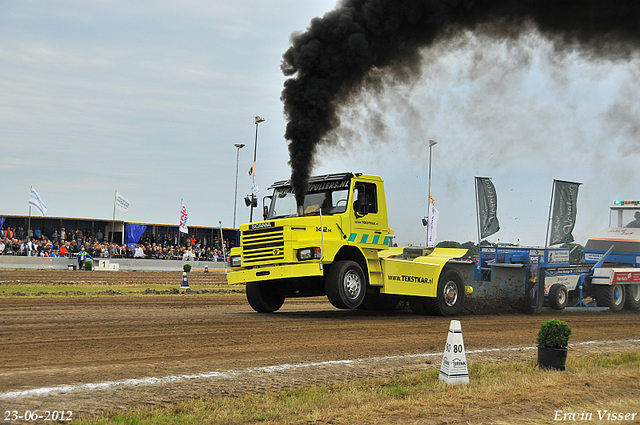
[561, 242, 584, 264]
[436, 240, 478, 260]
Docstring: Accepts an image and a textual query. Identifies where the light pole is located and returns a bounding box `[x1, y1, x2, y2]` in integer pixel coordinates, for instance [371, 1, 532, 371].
[426, 139, 437, 247]
[233, 143, 245, 228]
[249, 115, 265, 222]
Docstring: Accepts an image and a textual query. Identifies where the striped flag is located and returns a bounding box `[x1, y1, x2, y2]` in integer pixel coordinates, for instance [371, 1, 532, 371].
[29, 186, 48, 216]
[179, 200, 189, 234]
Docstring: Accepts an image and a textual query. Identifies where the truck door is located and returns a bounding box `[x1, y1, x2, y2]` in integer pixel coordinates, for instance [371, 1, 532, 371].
[349, 182, 388, 248]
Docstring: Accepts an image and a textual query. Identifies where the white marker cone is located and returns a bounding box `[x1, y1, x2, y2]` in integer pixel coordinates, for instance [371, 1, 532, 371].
[205, 265, 209, 273]
[181, 271, 189, 289]
[439, 319, 469, 384]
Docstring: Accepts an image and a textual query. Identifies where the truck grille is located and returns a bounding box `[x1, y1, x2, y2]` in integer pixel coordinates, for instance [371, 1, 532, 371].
[241, 226, 285, 264]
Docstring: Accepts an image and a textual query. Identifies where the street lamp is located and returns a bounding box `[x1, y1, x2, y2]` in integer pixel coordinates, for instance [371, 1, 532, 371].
[233, 143, 245, 228]
[249, 115, 265, 222]
[426, 139, 437, 247]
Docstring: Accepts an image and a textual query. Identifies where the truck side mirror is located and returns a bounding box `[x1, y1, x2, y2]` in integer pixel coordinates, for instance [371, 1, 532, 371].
[262, 196, 272, 220]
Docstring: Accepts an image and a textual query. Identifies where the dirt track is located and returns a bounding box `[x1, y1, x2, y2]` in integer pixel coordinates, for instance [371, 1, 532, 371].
[1, 271, 639, 419]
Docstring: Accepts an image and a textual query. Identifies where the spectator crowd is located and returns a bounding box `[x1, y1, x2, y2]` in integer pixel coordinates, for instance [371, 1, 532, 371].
[0, 226, 234, 261]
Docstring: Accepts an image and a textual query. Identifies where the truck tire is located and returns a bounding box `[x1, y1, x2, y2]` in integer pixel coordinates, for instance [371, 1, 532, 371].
[246, 281, 285, 313]
[548, 284, 568, 310]
[325, 260, 366, 309]
[624, 284, 640, 310]
[594, 285, 625, 311]
[410, 268, 465, 316]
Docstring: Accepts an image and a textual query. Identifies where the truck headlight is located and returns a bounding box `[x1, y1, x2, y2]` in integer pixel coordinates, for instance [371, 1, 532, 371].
[297, 247, 322, 261]
[230, 256, 242, 267]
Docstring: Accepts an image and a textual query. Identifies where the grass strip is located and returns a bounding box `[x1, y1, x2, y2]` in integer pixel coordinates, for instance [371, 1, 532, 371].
[0, 284, 240, 297]
[80, 351, 640, 425]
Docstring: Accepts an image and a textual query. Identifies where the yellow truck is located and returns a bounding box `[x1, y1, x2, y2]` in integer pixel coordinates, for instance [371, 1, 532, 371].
[228, 172, 472, 315]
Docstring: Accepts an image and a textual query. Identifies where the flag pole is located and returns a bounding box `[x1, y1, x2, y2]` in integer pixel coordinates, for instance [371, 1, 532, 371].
[27, 204, 32, 242]
[179, 198, 182, 247]
[27, 186, 34, 239]
[111, 190, 117, 244]
[537, 179, 557, 314]
[425, 140, 437, 247]
[219, 221, 226, 271]
[544, 180, 557, 250]
[474, 177, 481, 246]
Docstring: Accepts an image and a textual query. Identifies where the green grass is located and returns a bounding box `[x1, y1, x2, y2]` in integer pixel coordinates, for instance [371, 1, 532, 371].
[79, 351, 640, 425]
[0, 283, 230, 296]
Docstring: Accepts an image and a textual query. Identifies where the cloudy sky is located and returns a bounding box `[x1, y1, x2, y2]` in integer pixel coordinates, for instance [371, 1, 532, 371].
[2, 1, 639, 247]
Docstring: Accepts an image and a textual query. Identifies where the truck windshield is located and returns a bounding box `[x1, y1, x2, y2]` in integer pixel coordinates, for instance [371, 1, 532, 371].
[610, 207, 640, 228]
[268, 180, 351, 219]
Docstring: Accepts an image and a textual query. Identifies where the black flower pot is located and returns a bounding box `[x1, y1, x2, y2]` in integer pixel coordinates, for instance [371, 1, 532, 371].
[537, 345, 568, 371]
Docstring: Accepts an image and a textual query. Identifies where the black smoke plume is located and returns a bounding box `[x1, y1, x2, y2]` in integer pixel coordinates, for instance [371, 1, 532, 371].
[281, 0, 640, 206]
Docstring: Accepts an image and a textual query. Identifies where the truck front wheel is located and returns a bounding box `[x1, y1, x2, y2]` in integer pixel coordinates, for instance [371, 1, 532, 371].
[410, 269, 465, 316]
[246, 281, 285, 313]
[325, 260, 366, 309]
[548, 284, 568, 310]
[624, 284, 640, 310]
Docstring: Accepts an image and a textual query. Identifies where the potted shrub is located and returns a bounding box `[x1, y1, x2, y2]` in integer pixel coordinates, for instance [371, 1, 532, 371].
[536, 319, 572, 370]
[183, 263, 192, 273]
[84, 260, 94, 271]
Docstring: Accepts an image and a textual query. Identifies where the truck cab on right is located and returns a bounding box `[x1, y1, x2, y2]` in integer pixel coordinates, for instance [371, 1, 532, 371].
[582, 200, 640, 310]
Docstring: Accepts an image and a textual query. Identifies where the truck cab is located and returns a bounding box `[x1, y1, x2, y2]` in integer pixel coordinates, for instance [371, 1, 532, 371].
[228, 173, 391, 306]
[583, 201, 640, 266]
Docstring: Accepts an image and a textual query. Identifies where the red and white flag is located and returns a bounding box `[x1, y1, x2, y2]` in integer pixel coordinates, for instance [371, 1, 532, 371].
[179, 200, 189, 234]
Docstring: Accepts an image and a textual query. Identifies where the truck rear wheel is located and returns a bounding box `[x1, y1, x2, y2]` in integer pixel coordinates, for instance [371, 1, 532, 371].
[410, 269, 465, 316]
[594, 285, 625, 311]
[325, 260, 365, 309]
[246, 281, 285, 313]
[548, 284, 568, 310]
[624, 284, 640, 310]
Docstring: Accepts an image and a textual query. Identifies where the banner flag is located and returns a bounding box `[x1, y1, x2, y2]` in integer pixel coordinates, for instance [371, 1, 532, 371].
[549, 180, 581, 245]
[248, 162, 256, 178]
[179, 200, 189, 234]
[427, 203, 440, 247]
[29, 186, 48, 216]
[115, 191, 131, 213]
[476, 177, 500, 239]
